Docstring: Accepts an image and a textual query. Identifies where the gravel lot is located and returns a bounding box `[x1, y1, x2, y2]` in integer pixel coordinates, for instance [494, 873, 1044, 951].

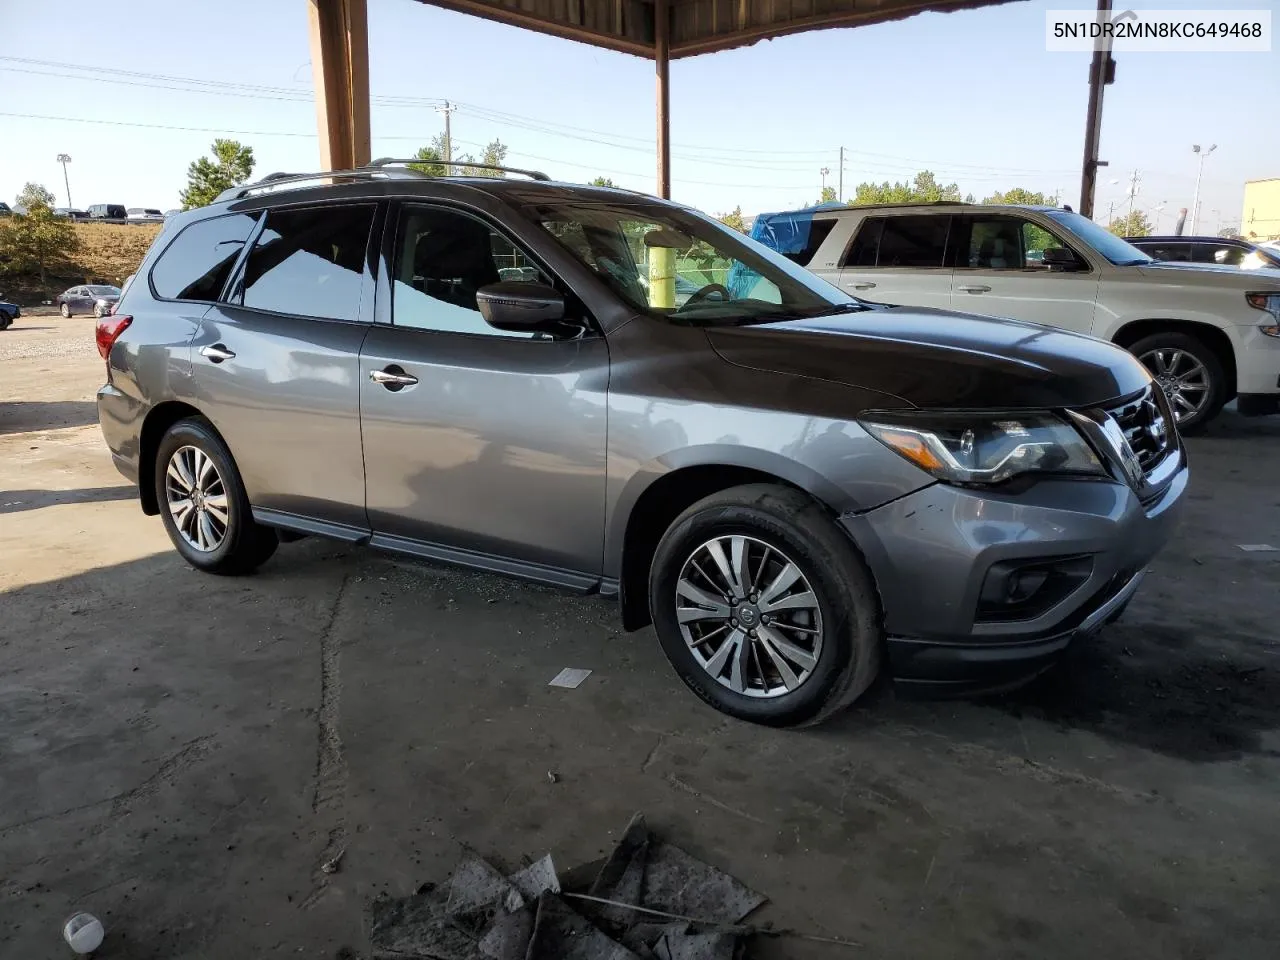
[2, 315, 1279, 959]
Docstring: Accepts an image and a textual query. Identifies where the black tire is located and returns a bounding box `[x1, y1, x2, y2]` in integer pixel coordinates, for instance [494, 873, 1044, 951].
[60, 302, 71, 318]
[649, 483, 882, 727]
[154, 417, 278, 575]
[1127, 331, 1226, 434]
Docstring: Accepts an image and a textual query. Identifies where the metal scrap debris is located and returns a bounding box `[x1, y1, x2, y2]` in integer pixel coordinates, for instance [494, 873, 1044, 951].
[366, 813, 791, 960]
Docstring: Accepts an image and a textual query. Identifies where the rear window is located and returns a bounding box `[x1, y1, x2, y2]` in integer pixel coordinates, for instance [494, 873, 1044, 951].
[150, 212, 259, 301]
[237, 204, 375, 320]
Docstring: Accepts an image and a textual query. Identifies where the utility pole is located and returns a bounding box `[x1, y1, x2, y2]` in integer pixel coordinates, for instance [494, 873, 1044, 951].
[1189, 143, 1216, 233]
[57, 153, 72, 207]
[1126, 168, 1140, 223]
[838, 146, 845, 201]
[1079, 0, 1116, 219]
[436, 101, 455, 175]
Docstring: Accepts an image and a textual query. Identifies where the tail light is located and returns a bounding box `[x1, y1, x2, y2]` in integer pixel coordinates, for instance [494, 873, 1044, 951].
[96, 314, 132, 359]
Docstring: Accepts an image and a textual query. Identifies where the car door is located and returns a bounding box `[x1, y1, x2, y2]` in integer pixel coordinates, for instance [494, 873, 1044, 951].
[947, 214, 1100, 335]
[190, 202, 378, 532]
[359, 202, 608, 582]
[837, 213, 954, 309]
[66, 287, 87, 311]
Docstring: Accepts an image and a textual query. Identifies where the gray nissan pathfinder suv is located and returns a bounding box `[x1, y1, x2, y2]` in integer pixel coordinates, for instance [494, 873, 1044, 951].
[96, 162, 1187, 726]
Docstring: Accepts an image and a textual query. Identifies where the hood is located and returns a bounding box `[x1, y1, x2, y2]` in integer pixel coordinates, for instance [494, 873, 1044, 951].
[1135, 261, 1280, 286]
[706, 306, 1152, 410]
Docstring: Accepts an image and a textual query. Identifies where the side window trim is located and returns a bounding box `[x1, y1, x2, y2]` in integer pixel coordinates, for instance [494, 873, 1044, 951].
[380, 198, 597, 339]
[218, 200, 380, 324]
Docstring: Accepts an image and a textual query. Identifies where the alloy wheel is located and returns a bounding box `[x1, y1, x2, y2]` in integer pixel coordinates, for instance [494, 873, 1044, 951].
[1139, 347, 1210, 422]
[165, 445, 229, 552]
[674, 535, 824, 698]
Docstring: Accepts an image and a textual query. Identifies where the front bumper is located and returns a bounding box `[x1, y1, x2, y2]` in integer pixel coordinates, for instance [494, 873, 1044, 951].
[1235, 324, 1280, 402]
[842, 457, 1187, 691]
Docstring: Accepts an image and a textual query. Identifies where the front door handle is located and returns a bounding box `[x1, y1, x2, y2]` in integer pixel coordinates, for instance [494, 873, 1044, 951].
[957, 284, 991, 294]
[847, 281, 877, 290]
[370, 366, 419, 389]
[200, 343, 236, 362]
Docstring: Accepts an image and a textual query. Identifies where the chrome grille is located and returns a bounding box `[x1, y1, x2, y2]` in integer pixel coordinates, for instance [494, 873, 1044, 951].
[1104, 386, 1173, 474]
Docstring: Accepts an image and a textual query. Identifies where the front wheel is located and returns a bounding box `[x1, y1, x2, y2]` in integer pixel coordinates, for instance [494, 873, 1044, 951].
[649, 483, 882, 727]
[155, 418, 278, 575]
[1129, 331, 1225, 433]
[93, 304, 104, 318]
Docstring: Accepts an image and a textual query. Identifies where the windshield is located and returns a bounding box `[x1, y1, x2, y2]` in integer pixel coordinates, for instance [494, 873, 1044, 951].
[88, 285, 120, 296]
[528, 199, 858, 325]
[1044, 210, 1153, 266]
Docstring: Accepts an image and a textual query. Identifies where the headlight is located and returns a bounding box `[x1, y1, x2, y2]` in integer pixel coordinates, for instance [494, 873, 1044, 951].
[861, 411, 1106, 485]
[1246, 292, 1280, 337]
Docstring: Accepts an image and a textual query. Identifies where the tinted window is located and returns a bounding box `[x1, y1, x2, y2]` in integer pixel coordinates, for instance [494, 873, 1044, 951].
[781, 218, 837, 265]
[876, 215, 949, 268]
[966, 218, 1025, 269]
[843, 219, 883, 267]
[1138, 242, 1192, 262]
[151, 212, 259, 301]
[239, 205, 374, 320]
[393, 206, 550, 337]
[1191, 243, 1245, 266]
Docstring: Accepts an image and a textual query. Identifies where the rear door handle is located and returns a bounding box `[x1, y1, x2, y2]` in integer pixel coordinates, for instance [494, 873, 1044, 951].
[957, 284, 991, 294]
[200, 343, 236, 362]
[847, 281, 876, 290]
[370, 366, 419, 389]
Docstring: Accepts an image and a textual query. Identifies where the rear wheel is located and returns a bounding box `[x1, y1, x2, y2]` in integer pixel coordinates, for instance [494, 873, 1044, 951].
[1129, 331, 1225, 433]
[649, 483, 882, 727]
[60, 302, 71, 318]
[155, 418, 278, 575]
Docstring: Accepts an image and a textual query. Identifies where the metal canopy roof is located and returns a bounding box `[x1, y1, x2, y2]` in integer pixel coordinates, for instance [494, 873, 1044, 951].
[416, 0, 1020, 58]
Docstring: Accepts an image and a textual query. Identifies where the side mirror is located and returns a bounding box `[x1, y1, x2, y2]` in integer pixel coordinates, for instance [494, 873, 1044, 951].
[476, 281, 566, 332]
[1042, 247, 1082, 271]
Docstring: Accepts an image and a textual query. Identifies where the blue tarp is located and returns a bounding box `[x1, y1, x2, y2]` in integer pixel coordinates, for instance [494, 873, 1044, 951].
[727, 202, 842, 298]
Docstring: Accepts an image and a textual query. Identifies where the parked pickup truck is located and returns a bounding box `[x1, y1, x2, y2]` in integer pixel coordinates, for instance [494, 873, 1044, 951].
[750, 202, 1280, 431]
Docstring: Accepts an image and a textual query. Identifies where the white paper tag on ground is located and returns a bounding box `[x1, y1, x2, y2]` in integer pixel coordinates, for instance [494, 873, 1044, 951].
[548, 668, 592, 689]
[1237, 544, 1278, 552]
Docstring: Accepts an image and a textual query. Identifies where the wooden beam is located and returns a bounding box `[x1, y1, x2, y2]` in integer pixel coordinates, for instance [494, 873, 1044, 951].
[346, 0, 371, 167]
[308, 0, 371, 170]
[655, 0, 671, 198]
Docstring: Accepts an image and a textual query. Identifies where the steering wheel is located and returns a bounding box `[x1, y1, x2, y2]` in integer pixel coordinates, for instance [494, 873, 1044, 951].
[682, 282, 731, 307]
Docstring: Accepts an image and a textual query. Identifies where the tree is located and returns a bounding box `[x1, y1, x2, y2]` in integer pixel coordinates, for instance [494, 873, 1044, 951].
[819, 186, 837, 204]
[15, 183, 57, 210]
[984, 187, 1048, 205]
[1218, 225, 1241, 239]
[180, 139, 255, 210]
[1108, 210, 1152, 237]
[408, 143, 447, 177]
[590, 177, 617, 188]
[717, 206, 746, 232]
[0, 201, 79, 289]
[851, 170, 961, 205]
[471, 139, 508, 177]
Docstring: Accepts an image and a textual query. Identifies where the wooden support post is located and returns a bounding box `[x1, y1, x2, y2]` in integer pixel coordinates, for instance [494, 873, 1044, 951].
[655, 0, 671, 200]
[308, 0, 371, 170]
[1079, 0, 1113, 219]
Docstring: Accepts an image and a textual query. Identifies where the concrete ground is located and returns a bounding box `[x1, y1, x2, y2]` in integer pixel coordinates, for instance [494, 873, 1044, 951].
[2, 313, 1278, 959]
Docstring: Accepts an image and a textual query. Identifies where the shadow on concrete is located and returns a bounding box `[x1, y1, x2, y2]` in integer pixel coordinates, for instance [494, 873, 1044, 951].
[2, 325, 56, 332]
[0, 486, 137, 514]
[986, 615, 1280, 763]
[0, 400, 100, 434]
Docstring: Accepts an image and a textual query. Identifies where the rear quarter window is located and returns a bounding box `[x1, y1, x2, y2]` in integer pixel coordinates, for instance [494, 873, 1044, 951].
[150, 212, 260, 302]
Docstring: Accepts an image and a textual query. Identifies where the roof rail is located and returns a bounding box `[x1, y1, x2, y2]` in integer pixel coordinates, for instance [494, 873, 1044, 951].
[368, 157, 551, 181]
[214, 166, 428, 203]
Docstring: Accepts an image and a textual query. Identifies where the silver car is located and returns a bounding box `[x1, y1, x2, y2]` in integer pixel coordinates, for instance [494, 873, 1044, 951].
[95, 166, 1187, 725]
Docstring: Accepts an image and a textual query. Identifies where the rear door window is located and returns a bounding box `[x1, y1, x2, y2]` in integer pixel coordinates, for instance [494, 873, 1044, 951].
[237, 204, 375, 320]
[150, 212, 260, 301]
[847, 215, 950, 268]
[1141, 242, 1192, 262]
[1191, 243, 1245, 266]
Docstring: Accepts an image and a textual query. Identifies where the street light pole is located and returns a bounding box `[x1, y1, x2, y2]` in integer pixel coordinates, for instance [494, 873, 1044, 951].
[1189, 143, 1216, 234]
[57, 153, 72, 208]
[820, 166, 830, 195]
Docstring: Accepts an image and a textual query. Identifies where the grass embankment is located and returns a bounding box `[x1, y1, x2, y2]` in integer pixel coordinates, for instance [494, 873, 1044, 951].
[2, 221, 163, 305]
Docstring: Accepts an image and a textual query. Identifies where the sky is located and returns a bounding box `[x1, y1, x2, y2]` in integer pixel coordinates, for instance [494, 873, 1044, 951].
[1, 0, 1276, 231]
